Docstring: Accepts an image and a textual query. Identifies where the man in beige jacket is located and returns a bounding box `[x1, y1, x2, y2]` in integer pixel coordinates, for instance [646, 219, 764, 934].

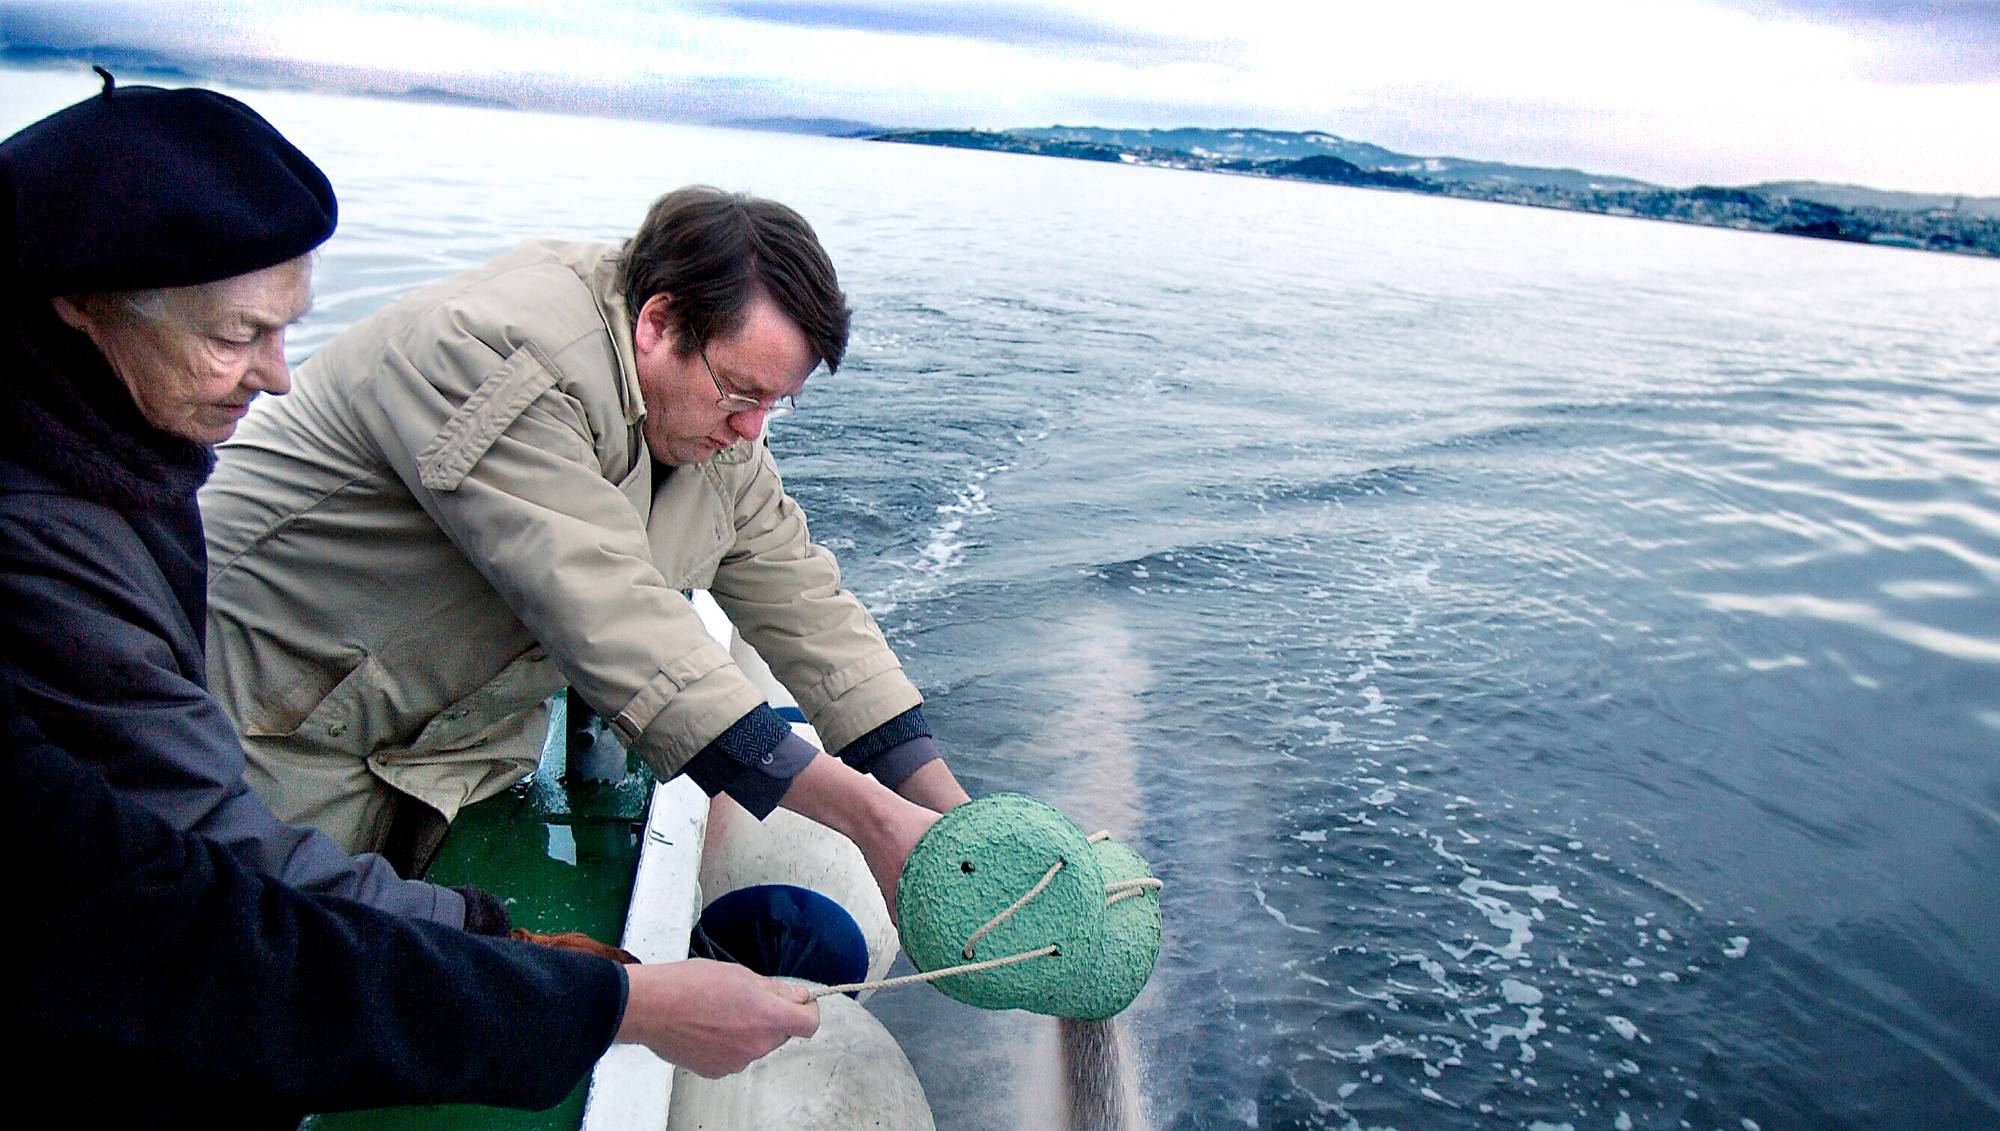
[201, 187, 966, 910]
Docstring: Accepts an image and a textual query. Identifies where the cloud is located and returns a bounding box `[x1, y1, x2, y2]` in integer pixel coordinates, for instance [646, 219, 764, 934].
[1719, 0, 2000, 81]
[686, 1, 1230, 63]
[1740, 0, 1997, 22]
[4, 0, 1997, 192]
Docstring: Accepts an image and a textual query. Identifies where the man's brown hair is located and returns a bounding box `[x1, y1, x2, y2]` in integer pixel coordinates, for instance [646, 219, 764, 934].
[619, 186, 850, 373]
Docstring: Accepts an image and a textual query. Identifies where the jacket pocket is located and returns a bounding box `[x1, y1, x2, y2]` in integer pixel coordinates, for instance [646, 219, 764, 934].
[241, 648, 372, 739]
[405, 649, 567, 753]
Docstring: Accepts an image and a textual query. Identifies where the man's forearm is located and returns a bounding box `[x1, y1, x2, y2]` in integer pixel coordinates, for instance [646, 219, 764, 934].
[893, 758, 970, 813]
[778, 752, 938, 919]
[780, 753, 929, 856]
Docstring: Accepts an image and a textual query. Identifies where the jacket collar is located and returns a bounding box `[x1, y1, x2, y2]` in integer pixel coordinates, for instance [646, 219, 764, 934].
[577, 244, 646, 429]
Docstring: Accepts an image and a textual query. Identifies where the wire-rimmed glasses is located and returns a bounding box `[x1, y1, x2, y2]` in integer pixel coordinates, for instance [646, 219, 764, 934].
[698, 339, 798, 417]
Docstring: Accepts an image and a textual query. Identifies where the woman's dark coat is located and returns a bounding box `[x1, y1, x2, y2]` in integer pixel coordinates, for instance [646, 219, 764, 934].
[0, 301, 464, 923]
[4, 702, 623, 1127]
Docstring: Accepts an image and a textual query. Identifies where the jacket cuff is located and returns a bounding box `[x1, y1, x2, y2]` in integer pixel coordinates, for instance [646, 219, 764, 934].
[679, 707, 817, 819]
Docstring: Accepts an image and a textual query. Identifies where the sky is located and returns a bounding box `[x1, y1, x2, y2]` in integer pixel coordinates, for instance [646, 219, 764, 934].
[4, 0, 1998, 194]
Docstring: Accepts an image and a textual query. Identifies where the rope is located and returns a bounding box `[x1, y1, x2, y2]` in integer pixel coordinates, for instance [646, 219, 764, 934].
[809, 944, 1059, 999]
[1103, 877, 1164, 908]
[798, 833, 1163, 1000]
[963, 857, 1065, 959]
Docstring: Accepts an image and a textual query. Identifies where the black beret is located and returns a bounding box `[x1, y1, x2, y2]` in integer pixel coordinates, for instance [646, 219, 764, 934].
[0, 69, 336, 296]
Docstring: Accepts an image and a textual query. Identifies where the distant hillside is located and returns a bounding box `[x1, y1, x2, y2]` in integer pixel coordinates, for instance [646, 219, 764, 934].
[1378, 154, 1656, 192]
[872, 126, 1999, 259]
[1016, 126, 1656, 192]
[0, 41, 203, 83]
[1748, 181, 2000, 220]
[1219, 153, 1436, 192]
[875, 129, 1128, 163]
[393, 85, 514, 110]
[1017, 125, 1410, 169]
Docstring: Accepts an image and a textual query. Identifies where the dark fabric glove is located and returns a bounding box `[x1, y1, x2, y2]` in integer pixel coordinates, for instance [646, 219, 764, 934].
[456, 885, 513, 935]
[510, 929, 640, 965]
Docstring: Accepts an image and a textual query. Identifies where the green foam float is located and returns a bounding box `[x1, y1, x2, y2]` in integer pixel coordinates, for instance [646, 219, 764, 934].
[896, 793, 1161, 1020]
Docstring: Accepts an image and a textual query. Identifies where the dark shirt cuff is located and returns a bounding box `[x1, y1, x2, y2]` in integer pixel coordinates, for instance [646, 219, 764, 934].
[834, 707, 933, 780]
[860, 736, 942, 790]
[680, 706, 818, 819]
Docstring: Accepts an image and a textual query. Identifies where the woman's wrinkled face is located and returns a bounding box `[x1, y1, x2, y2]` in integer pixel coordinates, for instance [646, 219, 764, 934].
[52, 256, 313, 445]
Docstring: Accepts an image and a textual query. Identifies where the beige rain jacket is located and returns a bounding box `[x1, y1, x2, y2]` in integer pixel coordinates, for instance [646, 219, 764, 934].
[200, 241, 920, 851]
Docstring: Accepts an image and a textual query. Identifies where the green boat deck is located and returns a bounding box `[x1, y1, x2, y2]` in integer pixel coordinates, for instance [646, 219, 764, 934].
[306, 692, 655, 1131]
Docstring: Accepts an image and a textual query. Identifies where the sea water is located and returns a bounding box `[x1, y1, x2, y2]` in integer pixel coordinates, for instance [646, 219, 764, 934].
[6, 67, 1995, 1131]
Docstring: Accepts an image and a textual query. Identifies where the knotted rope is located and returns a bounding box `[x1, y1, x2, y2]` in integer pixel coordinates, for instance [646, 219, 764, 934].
[807, 830, 1161, 1000]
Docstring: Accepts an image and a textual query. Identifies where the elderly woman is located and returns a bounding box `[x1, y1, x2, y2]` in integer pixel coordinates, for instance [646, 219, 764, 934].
[0, 74, 816, 1123]
[0, 70, 481, 927]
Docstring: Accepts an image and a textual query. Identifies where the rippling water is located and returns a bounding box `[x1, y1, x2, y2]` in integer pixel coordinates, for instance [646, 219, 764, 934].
[8, 67, 1996, 1131]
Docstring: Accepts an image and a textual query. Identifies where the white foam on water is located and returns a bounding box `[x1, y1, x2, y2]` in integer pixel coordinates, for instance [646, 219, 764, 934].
[1348, 985, 1400, 1008]
[919, 479, 987, 573]
[1282, 958, 1333, 988]
[1745, 654, 1810, 671]
[1418, 1085, 1460, 1108]
[1441, 878, 1572, 962]
[1389, 951, 1461, 999]
[1723, 936, 1750, 958]
[1480, 1002, 1546, 1062]
[869, 462, 1004, 612]
[1253, 882, 1322, 934]
[1427, 833, 1479, 873]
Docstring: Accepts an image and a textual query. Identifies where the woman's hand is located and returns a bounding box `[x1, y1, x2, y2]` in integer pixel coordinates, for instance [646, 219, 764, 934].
[614, 959, 820, 1077]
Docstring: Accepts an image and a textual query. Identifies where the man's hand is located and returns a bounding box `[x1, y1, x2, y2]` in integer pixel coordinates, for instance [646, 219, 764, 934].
[615, 959, 820, 1077]
[780, 753, 939, 922]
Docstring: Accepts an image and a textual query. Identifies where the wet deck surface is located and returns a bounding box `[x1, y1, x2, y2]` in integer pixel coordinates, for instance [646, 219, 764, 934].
[308, 693, 652, 1131]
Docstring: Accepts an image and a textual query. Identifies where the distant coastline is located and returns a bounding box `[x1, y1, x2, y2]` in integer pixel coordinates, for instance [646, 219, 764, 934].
[4, 45, 1993, 260]
[869, 127, 2000, 260]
